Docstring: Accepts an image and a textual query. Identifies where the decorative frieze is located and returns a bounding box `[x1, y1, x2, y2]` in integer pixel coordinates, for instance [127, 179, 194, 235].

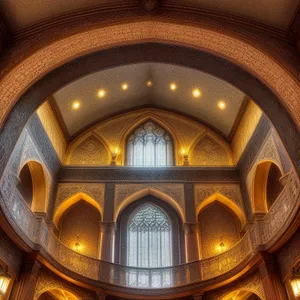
[114, 183, 185, 218]
[55, 183, 105, 210]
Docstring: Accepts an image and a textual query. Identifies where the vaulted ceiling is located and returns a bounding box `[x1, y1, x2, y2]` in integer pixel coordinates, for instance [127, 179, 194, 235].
[52, 63, 245, 138]
[1, 0, 299, 32]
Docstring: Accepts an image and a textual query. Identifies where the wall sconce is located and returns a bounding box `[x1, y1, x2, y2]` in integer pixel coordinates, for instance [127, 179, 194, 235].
[291, 278, 300, 297]
[181, 149, 189, 166]
[110, 147, 119, 166]
[73, 235, 81, 252]
[0, 266, 11, 296]
[218, 237, 225, 253]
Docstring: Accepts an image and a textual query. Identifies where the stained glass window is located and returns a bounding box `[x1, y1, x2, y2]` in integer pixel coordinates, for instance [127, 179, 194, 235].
[127, 204, 172, 267]
[127, 121, 174, 167]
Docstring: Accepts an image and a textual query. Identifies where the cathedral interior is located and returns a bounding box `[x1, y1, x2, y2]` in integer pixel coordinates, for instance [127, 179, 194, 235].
[0, 1, 300, 300]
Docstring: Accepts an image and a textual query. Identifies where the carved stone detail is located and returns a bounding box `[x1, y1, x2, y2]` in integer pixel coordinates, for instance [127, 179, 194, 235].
[194, 183, 244, 211]
[115, 183, 185, 216]
[55, 183, 105, 210]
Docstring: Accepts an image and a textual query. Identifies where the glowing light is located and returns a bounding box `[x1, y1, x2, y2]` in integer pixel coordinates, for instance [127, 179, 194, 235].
[114, 147, 119, 155]
[146, 80, 153, 87]
[0, 267, 11, 296]
[192, 88, 201, 98]
[73, 236, 82, 252]
[121, 83, 128, 90]
[218, 101, 226, 110]
[217, 237, 226, 253]
[72, 101, 81, 110]
[292, 279, 300, 296]
[170, 83, 177, 91]
[181, 148, 186, 155]
[97, 89, 106, 98]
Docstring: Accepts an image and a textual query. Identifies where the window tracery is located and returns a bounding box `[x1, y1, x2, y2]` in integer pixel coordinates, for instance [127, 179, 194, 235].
[126, 121, 174, 167]
[127, 204, 172, 268]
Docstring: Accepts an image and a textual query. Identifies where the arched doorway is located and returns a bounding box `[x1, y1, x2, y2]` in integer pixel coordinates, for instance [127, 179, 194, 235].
[37, 289, 79, 300]
[17, 161, 47, 213]
[253, 161, 284, 213]
[221, 290, 262, 300]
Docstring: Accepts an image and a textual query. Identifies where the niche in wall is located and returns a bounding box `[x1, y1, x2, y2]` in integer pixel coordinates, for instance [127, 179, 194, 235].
[59, 200, 101, 258]
[198, 201, 241, 258]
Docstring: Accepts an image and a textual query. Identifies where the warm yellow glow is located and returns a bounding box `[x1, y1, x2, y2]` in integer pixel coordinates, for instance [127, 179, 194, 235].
[0, 277, 10, 296]
[170, 83, 177, 91]
[114, 147, 119, 155]
[218, 101, 226, 110]
[217, 242, 226, 253]
[192, 88, 201, 98]
[72, 101, 81, 110]
[292, 279, 300, 296]
[181, 148, 186, 155]
[97, 89, 106, 98]
[121, 83, 128, 90]
[146, 80, 153, 87]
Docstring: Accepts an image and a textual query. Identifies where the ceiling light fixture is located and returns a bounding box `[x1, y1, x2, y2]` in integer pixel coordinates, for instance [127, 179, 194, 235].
[121, 83, 128, 91]
[97, 89, 106, 98]
[146, 80, 153, 87]
[192, 88, 201, 98]
[72, 101, 81, 110]
[170, 83, 177, 91]
[218, 101, 226, 110]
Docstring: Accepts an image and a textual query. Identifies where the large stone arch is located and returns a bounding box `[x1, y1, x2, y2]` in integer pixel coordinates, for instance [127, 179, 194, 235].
[1, 33, 300, 185]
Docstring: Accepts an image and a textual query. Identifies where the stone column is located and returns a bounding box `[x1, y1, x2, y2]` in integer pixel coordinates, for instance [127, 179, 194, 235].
[259, 252, 288, 300]
[99, 222, 116, 262]
[183, 223, 200, 262]
[96, 292, 107, 300]
[193, 293, 204, 300]
[184, 183, 201, 261]
[10, 255, 41, 300]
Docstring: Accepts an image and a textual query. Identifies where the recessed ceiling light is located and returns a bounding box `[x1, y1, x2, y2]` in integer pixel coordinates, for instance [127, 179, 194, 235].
[192, 88, 201, 98]
[97, 89, 106, 98]
[170, 83, 177, 91]
[121, 83, 128, 90]
[146, 80, 153, 87]
[218, 101, 226, 110]
[72, 101, 81, 110]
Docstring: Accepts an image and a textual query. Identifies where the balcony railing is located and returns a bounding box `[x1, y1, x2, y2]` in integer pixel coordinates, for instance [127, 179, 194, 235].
[0, 171, 299, 289]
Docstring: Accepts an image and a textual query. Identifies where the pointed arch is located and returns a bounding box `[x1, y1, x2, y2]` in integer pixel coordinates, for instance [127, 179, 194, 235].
[17, 160, 48, 214]
[53, 192, 102, 227]
[197, 193, 246, 228]
[251, 159, 284, 213]
[189, 132, 233, 166]
[114, 188, 185, 222]
[65, 132, 111, 165]
[121, 114, 181, 165]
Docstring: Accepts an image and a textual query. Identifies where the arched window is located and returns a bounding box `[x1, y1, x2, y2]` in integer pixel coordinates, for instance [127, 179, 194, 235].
[127, 204, 172, 267]
[127, 121, 174, 167]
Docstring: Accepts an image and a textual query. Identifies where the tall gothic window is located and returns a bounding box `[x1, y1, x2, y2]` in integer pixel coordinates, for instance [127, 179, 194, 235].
[126, 121, 174, 167]
[127, 204, 172, 267]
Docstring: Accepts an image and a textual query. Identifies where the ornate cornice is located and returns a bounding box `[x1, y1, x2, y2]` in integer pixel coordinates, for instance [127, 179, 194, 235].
[58, 167, 240, 182]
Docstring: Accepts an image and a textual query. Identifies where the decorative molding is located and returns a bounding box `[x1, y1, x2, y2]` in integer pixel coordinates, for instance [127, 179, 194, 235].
[58, 167, 240, 182]
[55, 183, 105, 211]
[114, 183, 185, 218]
[194, 183, 244, 213]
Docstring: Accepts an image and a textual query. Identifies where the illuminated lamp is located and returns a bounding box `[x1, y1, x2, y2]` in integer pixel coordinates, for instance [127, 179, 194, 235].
[0, 266, 11, 296]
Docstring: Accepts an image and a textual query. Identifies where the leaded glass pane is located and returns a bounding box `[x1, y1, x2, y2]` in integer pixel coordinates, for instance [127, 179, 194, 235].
[126, 121, 174, 167]
[127, 204, 172, 268]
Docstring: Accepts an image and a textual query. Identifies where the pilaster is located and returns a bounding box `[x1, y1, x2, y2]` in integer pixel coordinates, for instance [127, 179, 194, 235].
[10, 253, 41, 300]
[193, 293, 204, 300]
[99, 222, 116, 262]
[259, 252, 288, 300]
[183, 222, 200, 262]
